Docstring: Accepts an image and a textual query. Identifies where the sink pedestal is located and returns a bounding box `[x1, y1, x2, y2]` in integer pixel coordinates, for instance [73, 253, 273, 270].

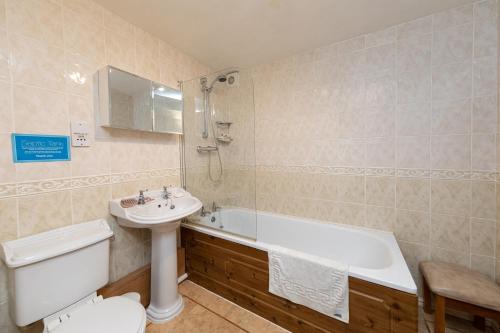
[146, 221, 184, 323]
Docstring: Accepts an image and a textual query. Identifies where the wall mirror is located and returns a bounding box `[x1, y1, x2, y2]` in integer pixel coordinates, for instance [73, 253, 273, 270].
[95, 66, 183, 134]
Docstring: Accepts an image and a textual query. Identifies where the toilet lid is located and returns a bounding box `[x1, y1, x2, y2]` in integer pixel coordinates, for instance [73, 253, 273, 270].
[55, 296, 146, 333]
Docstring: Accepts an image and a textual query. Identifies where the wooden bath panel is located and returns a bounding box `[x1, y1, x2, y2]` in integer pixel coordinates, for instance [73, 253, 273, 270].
[181, 227, 418, 333]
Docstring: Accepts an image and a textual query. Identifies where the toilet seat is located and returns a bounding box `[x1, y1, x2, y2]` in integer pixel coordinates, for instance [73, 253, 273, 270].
[52, 296, 146, 333]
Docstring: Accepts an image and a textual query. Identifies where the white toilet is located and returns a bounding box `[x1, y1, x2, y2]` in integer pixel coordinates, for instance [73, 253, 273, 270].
[1, 219, 147, 333]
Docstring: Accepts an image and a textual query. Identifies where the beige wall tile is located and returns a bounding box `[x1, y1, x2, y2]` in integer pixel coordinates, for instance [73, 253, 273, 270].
[63, 6, 105, 64]
[473, 2, 497, 58]
[496, 261, 500, 284]
[397, 16, 432, 40]
[0, 30, 10, 82]
[336, 202, 365, 227]
[365, 176, 395, 207]
[431, 246, 469, 266]
[396, 103, 430, 136]
[433, 4, 473, 31]
[473, 57, 497, 97]
[71, 141, 110, 177]
[432, 61, 472, 102]
[471, 181, 496, 219]
[63, 0, 103, 25]
[431, 134, 471, 170]
[470, 219, 495, 256]
[111, 180, 151, 199]
[6, 0, 64, 47]
[71, 185, 111, 223]
[470, 255, 495, 278]
[16, 161, 71, 182]
[396, 135, 430, 168]
[396, 178, 430, 211]
[0, 198, 17, 242]
[431, 99, 471, 135]
[105, 28, 136, 73]
[365, 206, 395, 231]
[472, 134, 496, 171]
[0, 134, 15, 184]
[102, 9, 134, 37]
[135, 28, 160, 82]
[431, 180, 471, 216]
[64, 51, 100, 97]
[395, 209, 430, 244]
[472, 95, 496, 134]
[18, 191, 72, 237]
[432, 23, 473, 66]
[0, 81, 12, 134]
[336, 175, 364, 204]
[9, 33, 66, 91]
[431, 214, 470, 252]
[13, 84, 68, 134]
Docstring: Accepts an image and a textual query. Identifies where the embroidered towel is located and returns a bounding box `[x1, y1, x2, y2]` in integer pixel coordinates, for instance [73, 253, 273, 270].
[268, 245, 349, 323]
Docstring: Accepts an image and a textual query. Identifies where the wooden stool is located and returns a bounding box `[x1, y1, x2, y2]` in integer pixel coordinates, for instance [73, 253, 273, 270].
[419, 261, 500, 333]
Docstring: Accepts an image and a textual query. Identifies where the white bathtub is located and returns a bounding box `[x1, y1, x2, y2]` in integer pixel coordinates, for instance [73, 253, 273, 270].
[183, 208, 417, 294]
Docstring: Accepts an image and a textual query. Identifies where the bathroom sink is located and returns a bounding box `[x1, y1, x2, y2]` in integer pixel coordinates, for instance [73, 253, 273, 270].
[110, 190, 202, 229]
[109, 188, 202, 324]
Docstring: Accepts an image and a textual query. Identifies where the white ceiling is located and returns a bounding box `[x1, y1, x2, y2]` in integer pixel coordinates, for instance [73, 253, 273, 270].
[95, 0, 475, 70]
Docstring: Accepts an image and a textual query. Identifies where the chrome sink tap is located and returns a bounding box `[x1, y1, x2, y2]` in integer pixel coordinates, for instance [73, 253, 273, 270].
[162, 186, 172, 200]
[137, 190, 146, 205]
[162, 186, 176, 209]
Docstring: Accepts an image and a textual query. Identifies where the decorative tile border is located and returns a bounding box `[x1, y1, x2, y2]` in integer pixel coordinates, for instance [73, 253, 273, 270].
[256, 165, 497, 181]
[0, 168, 180, 198]
[396, 169, 431, 178]
[0, 183, 16, 198]
[17, 178, 73, 195]
[365, 168, 395, 177]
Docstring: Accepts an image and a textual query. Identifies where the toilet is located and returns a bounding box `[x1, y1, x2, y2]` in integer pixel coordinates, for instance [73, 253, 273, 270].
[0, 219, 146, 333]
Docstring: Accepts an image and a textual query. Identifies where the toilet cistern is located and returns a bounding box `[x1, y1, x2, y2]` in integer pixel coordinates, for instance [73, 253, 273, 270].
[110, 188, 202, 323]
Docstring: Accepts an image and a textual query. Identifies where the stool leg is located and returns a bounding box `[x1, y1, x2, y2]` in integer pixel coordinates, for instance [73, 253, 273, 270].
[434, 295, 446, 333]
[473, 316, 485, 330]
[423, 278, 432, 314]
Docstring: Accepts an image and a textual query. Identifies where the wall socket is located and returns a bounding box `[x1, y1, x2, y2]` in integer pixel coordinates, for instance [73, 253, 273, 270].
[70, 121, 91, 147]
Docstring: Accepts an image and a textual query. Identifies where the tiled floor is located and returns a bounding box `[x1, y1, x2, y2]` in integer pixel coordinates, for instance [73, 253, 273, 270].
[146, 281, 288, 333]
[147, 280, 497, 333]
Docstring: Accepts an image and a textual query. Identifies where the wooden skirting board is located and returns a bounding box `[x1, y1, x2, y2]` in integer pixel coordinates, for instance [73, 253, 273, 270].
[181, 227, 418, 333]
[98, 247, 185, 307]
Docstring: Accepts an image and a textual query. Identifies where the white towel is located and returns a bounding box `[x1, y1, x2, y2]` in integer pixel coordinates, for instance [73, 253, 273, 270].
[268, 245, 349, 323]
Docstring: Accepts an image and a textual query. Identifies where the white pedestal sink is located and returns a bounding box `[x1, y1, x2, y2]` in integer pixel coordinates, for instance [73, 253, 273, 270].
[110, 188, 202, 323]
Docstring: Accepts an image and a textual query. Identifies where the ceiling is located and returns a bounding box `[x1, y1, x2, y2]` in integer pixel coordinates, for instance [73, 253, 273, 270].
[95, 0, 475, 70]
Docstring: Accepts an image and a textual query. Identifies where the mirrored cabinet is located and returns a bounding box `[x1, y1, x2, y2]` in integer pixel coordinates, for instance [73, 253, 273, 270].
[95, 66, 183, 134]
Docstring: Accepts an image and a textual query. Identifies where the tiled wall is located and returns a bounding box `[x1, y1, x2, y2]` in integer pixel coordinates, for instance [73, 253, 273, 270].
[252, 0, 499, 291]
[0, 0, 209, 331]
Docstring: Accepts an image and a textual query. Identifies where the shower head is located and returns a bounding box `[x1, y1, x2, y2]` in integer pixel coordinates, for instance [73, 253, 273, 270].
[201, 72, 238, 92]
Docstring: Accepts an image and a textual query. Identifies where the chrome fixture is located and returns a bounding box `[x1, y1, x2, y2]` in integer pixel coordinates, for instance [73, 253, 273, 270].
[212, 201, 221, 212]
[162, 186, 176, 209]
[196, 145, 218, 153]
[162, 186, 171, 200]
[137, 190, 146, 205]
[198, 70, 239, 182]
[200, 206, 211, 217]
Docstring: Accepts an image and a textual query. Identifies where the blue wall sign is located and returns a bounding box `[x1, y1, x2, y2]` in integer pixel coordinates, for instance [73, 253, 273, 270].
[11, 134, 71, 163]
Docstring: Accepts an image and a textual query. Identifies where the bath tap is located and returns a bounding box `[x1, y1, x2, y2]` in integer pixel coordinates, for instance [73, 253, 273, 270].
[212, 201, 221, 212]
[201, 206, 211, 217]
